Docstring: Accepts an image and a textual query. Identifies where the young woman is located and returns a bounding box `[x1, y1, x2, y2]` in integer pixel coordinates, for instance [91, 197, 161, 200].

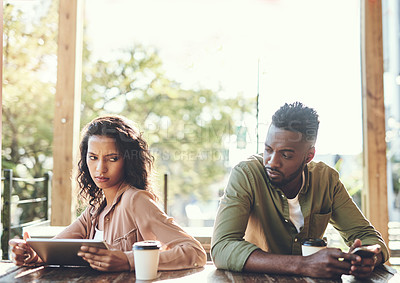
[9, 115, 207, 271]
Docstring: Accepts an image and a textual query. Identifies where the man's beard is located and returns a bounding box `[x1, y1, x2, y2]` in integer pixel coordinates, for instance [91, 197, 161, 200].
[267, 160, 306, 188]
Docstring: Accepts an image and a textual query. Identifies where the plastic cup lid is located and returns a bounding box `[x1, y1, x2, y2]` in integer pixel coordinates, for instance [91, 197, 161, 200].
[133, 240, 161, 250]
[301, 238, 327, 247]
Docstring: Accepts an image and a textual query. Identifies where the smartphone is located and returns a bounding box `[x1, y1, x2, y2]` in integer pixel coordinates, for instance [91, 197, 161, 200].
[351, 247, 375, 258]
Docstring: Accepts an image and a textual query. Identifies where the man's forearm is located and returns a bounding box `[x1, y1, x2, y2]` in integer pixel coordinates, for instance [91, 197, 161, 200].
[243, 249, 303, 275]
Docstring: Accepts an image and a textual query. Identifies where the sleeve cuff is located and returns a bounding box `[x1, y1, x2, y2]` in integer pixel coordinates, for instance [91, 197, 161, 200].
[124, 251, 135, 271]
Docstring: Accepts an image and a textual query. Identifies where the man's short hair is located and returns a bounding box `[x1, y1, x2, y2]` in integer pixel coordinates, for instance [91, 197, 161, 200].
[271, 102, 320, 143]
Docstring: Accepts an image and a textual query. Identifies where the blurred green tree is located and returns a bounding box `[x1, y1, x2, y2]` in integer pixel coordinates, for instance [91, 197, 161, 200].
[2, 0, 254, 225]
[2, 1, 58, 241]
[2, 1, 57, 178]
[80, 45, 254, 217]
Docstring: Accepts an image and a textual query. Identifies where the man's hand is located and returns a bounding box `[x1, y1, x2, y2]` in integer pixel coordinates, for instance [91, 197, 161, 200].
[348, 239, 382, 278]
[243, 247, 359, 279]
[8, 232, 40, 266]
[301, 248, 359, 279]
[78, 245, 130, 272]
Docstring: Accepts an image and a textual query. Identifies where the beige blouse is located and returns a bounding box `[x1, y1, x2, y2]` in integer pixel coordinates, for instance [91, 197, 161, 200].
[54, 184, 207, 271]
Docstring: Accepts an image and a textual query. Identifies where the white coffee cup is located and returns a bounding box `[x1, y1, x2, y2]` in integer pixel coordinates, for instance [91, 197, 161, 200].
[133, 240, 161, 280]
[301, 238, 327, 256]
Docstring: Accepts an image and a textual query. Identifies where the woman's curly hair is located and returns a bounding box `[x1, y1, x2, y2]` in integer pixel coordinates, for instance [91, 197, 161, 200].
[77, 115, 155, 207]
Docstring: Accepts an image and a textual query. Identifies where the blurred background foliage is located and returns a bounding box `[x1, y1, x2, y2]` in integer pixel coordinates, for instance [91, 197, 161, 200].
[2, 1, 57, 177]
[2, 0, 254, 227]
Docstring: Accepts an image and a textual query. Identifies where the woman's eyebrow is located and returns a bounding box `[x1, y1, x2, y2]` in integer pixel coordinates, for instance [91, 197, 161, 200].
[87, 152, 119, 157]
[105, 153, 119, 157]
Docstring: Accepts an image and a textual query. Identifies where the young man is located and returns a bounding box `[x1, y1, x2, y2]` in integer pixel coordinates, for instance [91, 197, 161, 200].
[211, 102, 389, 279]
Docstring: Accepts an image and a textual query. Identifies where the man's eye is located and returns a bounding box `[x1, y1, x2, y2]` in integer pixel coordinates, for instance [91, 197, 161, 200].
[265, 148, 272, 154]
[282, 153, 292, 159]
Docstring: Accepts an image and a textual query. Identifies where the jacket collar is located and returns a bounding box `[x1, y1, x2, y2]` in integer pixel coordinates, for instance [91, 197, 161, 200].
[88, 182, 130, 218]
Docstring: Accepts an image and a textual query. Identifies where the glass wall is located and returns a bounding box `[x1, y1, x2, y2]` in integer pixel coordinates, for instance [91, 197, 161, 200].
[1, 0, 59, 257]
[83, 0, 364, 228]
[382, 1, 400, 222]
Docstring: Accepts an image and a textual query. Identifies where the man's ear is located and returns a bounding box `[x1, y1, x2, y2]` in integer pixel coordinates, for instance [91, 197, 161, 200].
[305, 146, 315, 163]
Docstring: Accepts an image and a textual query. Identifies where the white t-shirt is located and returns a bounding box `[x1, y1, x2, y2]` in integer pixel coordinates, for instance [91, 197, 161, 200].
[93, 227, 104, 241]
[287, 172, 305, 233]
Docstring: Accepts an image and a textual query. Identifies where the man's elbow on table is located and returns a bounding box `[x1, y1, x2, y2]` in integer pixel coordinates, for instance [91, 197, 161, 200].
[211, 243, 232, 271]
[211, 242, 254, 272]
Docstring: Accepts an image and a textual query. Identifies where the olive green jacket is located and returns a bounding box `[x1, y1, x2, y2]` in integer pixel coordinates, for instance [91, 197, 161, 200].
[211, 154, 389, 271]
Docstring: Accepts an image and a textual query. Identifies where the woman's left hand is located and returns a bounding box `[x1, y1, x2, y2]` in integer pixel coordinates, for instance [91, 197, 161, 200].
[77, 245, 130, 272]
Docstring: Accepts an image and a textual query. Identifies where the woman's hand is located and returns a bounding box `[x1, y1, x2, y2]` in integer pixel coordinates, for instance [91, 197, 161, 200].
[348, 239, 382, 278]
[78, 245, 130, 272]
[8, 232, 40, 266]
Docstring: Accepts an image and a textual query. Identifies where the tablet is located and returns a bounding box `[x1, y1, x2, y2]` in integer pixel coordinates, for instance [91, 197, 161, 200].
[26, 238, 109, 266]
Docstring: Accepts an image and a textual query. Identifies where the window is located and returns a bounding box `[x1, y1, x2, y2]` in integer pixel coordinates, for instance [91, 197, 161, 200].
[83, 0, 363, 231]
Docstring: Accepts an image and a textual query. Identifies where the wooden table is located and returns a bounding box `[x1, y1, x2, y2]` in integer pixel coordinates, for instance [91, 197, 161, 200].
[0, 261, 398, 282]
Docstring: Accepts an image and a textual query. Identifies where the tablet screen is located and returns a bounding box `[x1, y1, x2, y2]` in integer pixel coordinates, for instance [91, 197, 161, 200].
[26, 238, 109, 266]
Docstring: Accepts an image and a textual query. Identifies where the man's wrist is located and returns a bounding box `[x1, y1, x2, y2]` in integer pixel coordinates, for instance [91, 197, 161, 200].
[294, 256, 306, 276]
[374, 252, 383, 267]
